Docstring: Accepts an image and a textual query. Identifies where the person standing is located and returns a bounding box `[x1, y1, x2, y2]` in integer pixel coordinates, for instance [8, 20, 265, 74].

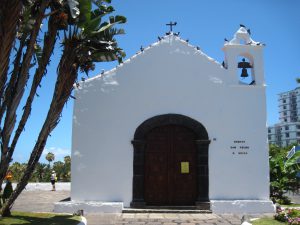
[50, 171, 57, 191]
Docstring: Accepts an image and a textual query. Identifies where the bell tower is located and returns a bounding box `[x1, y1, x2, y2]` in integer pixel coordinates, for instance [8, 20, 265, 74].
[223, 26, 265, 86]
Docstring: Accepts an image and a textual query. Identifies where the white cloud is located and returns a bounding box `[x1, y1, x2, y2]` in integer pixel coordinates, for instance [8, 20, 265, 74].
[43, 147, 71, 158]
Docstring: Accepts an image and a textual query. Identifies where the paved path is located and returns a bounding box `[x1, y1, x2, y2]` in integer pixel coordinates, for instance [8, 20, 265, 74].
[85, 213, 244, 225]
[12, 190, 69, 213]
[10, 188, 275, 225]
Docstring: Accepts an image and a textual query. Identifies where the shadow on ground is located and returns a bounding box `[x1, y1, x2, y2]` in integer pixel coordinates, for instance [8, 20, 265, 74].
[0, 212, 79, 225]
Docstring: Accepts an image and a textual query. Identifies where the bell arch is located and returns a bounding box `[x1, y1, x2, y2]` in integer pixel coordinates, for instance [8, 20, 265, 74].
[237, 54, 255, 85]
[130, 114, 210, 207]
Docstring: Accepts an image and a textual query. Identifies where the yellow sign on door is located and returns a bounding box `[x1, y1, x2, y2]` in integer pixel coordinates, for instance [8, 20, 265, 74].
[181, 162, 189, 174]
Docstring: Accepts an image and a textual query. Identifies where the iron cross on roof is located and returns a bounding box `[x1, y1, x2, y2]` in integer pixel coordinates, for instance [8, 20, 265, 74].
[166, 21, 177, 32]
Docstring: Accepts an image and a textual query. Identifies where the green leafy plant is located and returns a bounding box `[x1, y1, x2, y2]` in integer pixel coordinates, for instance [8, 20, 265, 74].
[269, 144, 299, 203]
[277, 196, 292, 205]
[275, 206, 300, 224]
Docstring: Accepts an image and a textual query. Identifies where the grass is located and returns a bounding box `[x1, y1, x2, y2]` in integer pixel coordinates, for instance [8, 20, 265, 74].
[251, 217, 287, 225]
[0, 211, 81, 225]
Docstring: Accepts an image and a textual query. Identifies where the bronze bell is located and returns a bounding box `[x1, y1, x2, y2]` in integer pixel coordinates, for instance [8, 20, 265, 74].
[238, 58, 252, 78]
[240, 68, 249, 78]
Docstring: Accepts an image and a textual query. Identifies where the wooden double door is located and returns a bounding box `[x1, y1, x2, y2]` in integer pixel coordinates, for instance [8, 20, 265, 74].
[144, 125, 197, 206]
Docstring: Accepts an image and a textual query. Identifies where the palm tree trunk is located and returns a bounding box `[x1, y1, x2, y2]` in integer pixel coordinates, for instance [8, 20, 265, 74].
[0, 0, 23, 101]
[0, 36, 79, 217]
[0, 36, 26, 123]
[0, 14, 58, 187]
[0, 0, 50, 195]
[0, 0, 49, 192]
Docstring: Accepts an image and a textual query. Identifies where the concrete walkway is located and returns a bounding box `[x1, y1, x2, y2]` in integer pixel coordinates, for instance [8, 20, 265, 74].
[12, 190, 270, 225]
[12, 190, 69, 212]
[85, 213, 245, 225]
[9, 185, 277, 225]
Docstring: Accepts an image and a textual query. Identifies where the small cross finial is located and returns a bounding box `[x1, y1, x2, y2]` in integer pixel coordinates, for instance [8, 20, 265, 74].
[166, 21, 177, 32]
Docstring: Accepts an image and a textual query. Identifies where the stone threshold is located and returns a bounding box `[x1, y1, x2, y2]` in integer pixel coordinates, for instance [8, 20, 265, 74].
[122, 207, 212, 214]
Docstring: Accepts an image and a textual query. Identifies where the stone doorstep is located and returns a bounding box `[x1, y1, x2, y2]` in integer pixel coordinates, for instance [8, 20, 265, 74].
[122, 208, 212, 214]
[54, 200, 275, 216]
[124, 202, 211, 213]
[54, 201, 211, 215]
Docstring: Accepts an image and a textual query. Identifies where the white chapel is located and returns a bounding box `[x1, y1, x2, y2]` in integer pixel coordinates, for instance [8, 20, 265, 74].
[67, 26, 275, 214]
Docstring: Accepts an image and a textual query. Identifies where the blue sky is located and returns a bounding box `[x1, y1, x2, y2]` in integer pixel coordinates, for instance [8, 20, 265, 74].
[12, 0, 300, 163]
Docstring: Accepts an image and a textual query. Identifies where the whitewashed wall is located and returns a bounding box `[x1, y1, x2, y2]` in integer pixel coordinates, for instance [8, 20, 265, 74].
[71, 35, 273, 213]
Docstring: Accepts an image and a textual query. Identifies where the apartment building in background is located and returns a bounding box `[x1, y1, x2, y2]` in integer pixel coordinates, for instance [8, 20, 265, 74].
[268, 87, 300, 147]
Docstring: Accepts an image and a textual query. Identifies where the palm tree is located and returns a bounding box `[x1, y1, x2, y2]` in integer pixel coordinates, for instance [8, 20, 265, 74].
[46, 152, 55, 167]
[53, 161, 64, 181]
[33, 163, 48, 182]
[63, 156, 71, 181]
[0, 0, 126, 216]
[0, 0, 52, 189]
[64, 156, 71, 164]
[0, 6, 61, 183]
[0, 0, 79, 189]
[0, 0, 23, 98]
[8, 162, 26, 182]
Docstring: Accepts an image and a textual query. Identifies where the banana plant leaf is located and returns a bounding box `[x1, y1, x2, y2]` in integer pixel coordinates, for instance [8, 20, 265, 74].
[92, 0, 112, 7]
[77, 0, 92, 28]
[84, 5, 115, 32]
[94, 15, 126, 34]
[64, 0, 127, 75]
[285, 151, 300, 169]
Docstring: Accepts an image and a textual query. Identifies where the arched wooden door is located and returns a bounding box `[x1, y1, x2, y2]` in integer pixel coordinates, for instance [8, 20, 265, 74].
[130, 114, 210, 208]
[145, 125, 197, 205]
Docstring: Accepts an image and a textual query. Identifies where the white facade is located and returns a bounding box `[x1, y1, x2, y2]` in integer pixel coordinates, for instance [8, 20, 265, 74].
[268, 87, 300, 147]
[71, 27, 274, 214]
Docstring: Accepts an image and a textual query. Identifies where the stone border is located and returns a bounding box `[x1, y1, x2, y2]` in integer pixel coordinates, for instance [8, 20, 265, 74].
[54, 201, 123, 214]
[211, 200, 275, 214]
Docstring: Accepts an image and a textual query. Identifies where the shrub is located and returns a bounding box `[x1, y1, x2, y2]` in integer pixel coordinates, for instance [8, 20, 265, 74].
[274, 210, 287, 222]
[275, 207, 300, 224]
[277, 196, 292, 205]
